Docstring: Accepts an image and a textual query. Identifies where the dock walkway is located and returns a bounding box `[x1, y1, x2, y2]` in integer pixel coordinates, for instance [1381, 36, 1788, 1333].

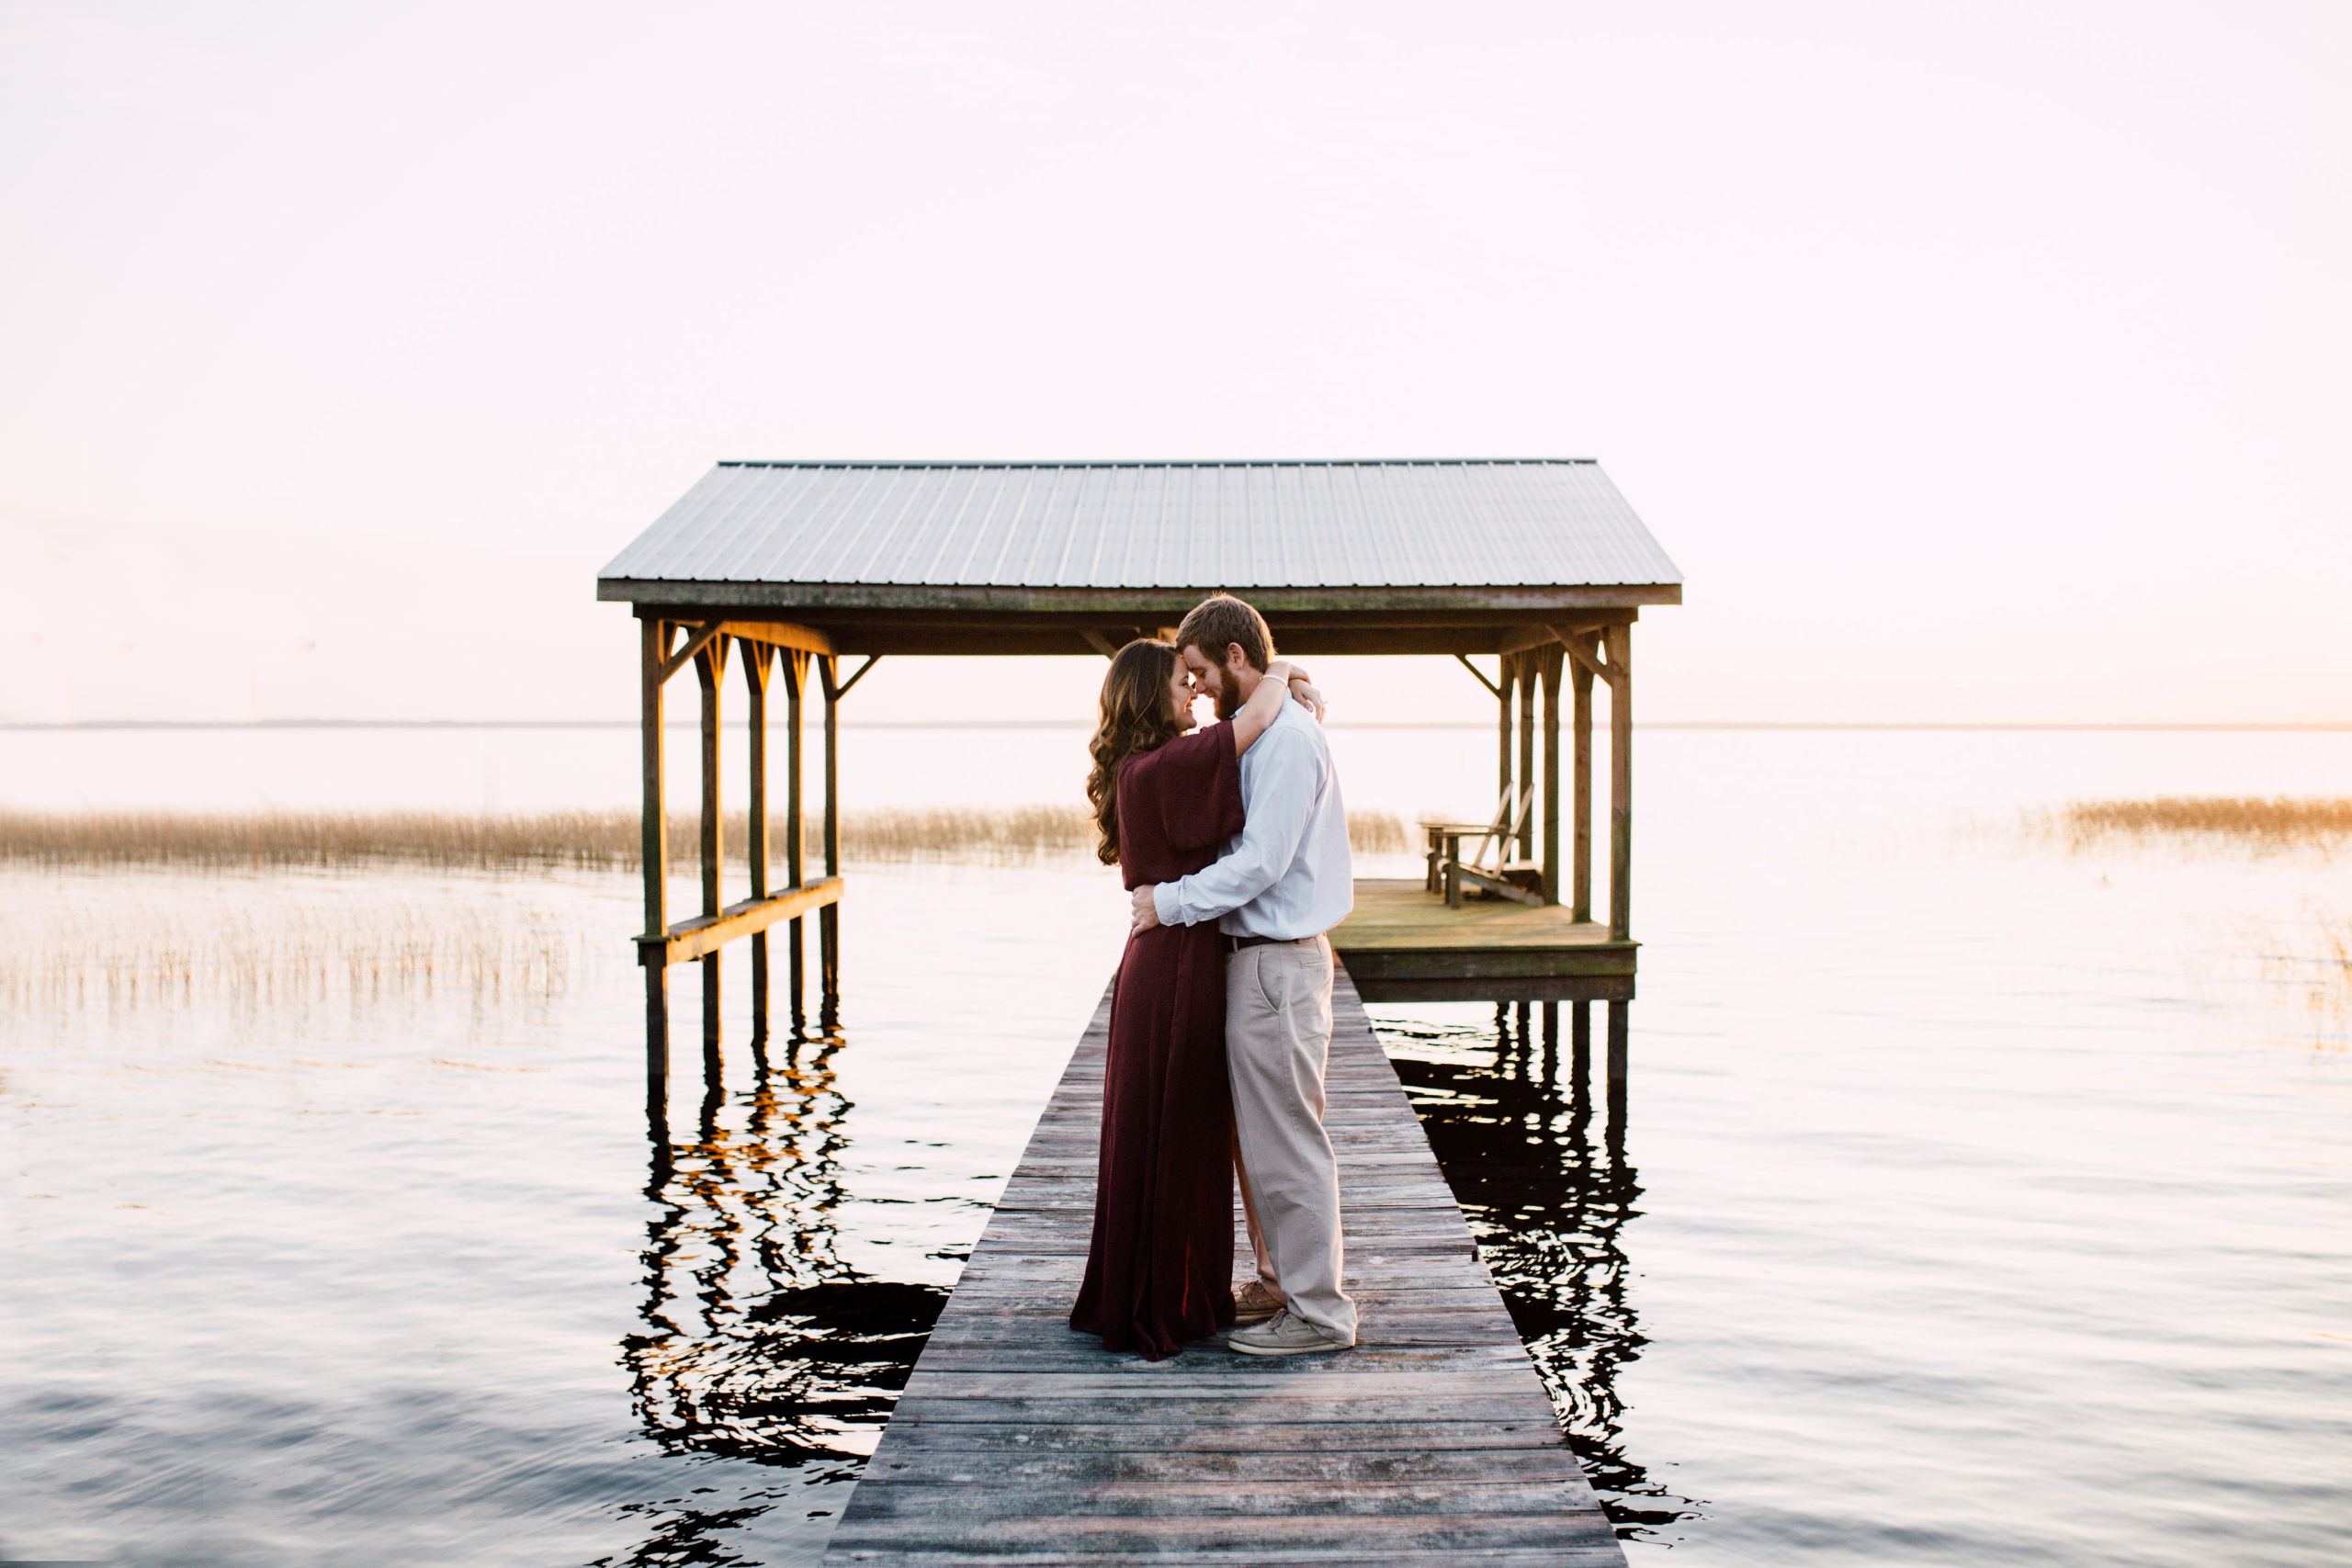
[823, 962, 1623, 1565]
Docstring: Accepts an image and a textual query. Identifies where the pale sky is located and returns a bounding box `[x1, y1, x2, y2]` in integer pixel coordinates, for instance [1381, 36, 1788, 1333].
[2, 1, 2346, 725]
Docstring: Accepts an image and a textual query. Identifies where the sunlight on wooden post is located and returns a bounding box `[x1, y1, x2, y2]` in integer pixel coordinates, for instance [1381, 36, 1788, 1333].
[1517, 649, 1536, 864]
[819, 654, 842, 1015]
[742, 639, 774, 1044]
[639, 617, 671, 1103]
[695, 635, 729, 1054]
[1572, 644, 1595, 924]
[1605, 624, 1633, 942]
[1541, 645, 1564, 906]
[783, 650, 807, 1028]
[1496, 651, 1515, 816]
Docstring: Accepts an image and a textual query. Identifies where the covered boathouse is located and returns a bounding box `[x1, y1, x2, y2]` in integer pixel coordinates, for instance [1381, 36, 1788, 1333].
[596, 457, 1683, 1564]
[595, 457, 1683, 1085]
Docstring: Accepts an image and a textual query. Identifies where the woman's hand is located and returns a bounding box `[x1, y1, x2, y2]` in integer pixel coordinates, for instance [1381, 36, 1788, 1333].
[1288, 678, 1326, 723]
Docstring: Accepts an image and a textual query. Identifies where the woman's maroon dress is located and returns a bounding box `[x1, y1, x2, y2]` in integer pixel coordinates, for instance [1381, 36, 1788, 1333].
[1069, 721, 1247, 1359]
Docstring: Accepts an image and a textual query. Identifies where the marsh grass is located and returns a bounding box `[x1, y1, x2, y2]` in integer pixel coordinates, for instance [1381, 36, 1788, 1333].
[0, 805, 1410, 871]
[2036, 796, 2352, 859]
[0, 805, 1409, 1027]
[0, 868, 594, 1032]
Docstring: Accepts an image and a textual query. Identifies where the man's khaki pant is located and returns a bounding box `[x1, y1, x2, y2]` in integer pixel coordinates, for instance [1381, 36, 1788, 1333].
[1227, 934, 1357, 1345]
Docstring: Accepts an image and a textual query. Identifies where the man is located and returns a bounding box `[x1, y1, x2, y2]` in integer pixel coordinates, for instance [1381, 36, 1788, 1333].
[1130, 593, 1357, 1356]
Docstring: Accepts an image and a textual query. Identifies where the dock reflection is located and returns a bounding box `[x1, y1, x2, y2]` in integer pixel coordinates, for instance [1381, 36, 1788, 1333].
[1373, 1001, 1701, 1543]
[617, 1016, 944, 1564]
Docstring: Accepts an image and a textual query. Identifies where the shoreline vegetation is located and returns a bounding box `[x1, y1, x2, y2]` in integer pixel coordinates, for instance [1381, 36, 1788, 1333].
[2039, 796, 2352, 857]
[0, 805, 1413, 871]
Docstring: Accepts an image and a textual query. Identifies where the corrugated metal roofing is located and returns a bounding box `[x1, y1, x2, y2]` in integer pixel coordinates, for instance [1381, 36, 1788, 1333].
[599, 460, 1681, 591]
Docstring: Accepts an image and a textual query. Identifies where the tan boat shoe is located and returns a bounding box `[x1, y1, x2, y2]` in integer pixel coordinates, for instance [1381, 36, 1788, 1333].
[1232, 1279, 1288, 1324]
[1228, 1308, 1352, 1357]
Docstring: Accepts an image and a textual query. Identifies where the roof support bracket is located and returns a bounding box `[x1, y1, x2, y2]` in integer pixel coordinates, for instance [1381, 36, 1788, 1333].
[658, 621, 729, 685]
[1549, 626, 1619, 685]
[1453, 653, 1503, 699]
[833, 655, 883, 698]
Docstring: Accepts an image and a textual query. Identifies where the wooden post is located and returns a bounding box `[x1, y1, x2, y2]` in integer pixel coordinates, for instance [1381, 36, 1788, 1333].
[640, 617, 671, 1104]
[742, 639, 774, 1044]
[783, 650, 807, 1028]
[1516, 649, 1536, 864]
[819, 653, 842, 1013]
[1606, 998, 1629, 1128]
[1572, 643, 1595, 924]
[1540, 645, 1564, 905]
[695, 635, 729, 1053]
[1496, 651, 1515, 823]
[1605, 623, 1633, 942]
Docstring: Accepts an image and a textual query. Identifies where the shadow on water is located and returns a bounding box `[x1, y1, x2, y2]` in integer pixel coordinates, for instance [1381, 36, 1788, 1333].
[1371, 1001, 1702, 1545]
[606, 1011, 946, 1566]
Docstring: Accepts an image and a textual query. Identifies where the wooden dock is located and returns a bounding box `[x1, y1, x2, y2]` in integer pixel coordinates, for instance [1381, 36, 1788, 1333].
[823, 962, 1623, 1565]
[1330, 879, 1636, 1004]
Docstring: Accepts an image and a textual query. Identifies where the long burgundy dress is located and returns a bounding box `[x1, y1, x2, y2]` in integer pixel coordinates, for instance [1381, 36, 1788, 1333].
[1069, 720, 1248, 1359]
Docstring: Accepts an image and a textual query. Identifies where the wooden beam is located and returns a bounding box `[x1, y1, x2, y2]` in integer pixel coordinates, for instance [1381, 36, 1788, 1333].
[1081, 629, 1120, 660]
[658, 619, 729, 685]
[1572, 647, 1594, 924]
[1516, 650, 1536, 863]
[639, 618, 671, 1095]
[1549, 626, 1618, 683]
[741, 638, 774, 1043]
[1540, 645, 1563, 907]
[1453, 653, 1501, 699]
[833, 654, 883, 698]
[716, 619, 831, 657]
[695, 635, 729, 1051]
[1605, 623, 1632, 942]
[637, 878, 847, 967]
[1495, 652, 1515, 835]
[782, 650, 808, 1020]
[1351, 972, 1635, 1005]
[1607, 998, 1629, 1111]
[818, 654, 842, 1008]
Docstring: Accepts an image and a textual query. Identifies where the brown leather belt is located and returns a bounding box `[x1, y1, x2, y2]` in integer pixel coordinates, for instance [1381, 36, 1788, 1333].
[1224, 933, 1286, 953]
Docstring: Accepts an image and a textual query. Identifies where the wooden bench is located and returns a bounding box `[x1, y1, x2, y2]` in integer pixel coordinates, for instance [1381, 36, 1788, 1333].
[1422, 787, 1544, 908]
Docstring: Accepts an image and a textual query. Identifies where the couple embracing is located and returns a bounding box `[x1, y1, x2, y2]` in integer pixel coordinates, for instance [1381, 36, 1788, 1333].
[1070, 593, 1358, 1361]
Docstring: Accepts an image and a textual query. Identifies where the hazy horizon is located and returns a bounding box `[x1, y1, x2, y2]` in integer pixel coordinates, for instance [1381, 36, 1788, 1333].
[5, 3, 2346, 729]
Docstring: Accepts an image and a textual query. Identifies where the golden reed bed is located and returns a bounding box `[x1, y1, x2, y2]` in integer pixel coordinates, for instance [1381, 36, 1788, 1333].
[2046, 796, 2352, 854]
[0, 805, 1411, 871]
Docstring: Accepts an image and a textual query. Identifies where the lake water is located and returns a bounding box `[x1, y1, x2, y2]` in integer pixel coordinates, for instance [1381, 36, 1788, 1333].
[3, 726, 2347, 1565]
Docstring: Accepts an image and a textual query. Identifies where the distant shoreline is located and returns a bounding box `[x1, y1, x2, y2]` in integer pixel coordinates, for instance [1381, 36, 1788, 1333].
[3, 719, 2349, 734]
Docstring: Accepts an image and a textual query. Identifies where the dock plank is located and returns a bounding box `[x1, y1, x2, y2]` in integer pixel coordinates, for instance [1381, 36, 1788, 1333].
[821, 962, 1622, 1565]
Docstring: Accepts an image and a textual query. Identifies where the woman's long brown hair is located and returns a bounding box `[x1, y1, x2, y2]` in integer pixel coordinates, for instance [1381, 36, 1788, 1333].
[1086, 639, 1184, 865]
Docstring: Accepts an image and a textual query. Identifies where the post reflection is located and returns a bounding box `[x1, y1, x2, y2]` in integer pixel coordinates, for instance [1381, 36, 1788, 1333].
[614, 1009, 945, 1565]
[1373, 999, 1700, 1543]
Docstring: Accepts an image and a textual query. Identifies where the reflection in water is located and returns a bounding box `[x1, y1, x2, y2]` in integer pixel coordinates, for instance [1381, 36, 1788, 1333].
[611, 1012, 944, 1566]
[1371, 1002, 1701, 1544]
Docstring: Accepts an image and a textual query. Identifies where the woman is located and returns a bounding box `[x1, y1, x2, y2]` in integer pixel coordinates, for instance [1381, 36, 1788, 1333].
[1069, 638, 1316, 1359]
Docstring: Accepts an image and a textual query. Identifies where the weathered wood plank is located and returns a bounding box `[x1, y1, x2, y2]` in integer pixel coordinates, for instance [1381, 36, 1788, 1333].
[637, 876, 846, 966]
[820, 963, 1623, 1566]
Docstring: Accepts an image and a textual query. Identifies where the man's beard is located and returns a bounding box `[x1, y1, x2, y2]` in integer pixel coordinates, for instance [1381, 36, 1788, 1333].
[1213, 673, 1243, 721]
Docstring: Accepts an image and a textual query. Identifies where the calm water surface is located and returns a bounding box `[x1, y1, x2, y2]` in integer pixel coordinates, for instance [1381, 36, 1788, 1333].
[2, 728, 2347, 1564]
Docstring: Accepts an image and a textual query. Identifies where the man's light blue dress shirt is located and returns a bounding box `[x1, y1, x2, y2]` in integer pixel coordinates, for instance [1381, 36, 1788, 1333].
[1151, 697, 1354, 940]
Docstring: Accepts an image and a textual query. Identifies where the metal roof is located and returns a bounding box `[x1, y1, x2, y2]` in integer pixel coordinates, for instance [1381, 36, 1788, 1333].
[599, 460, 1682, 592]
